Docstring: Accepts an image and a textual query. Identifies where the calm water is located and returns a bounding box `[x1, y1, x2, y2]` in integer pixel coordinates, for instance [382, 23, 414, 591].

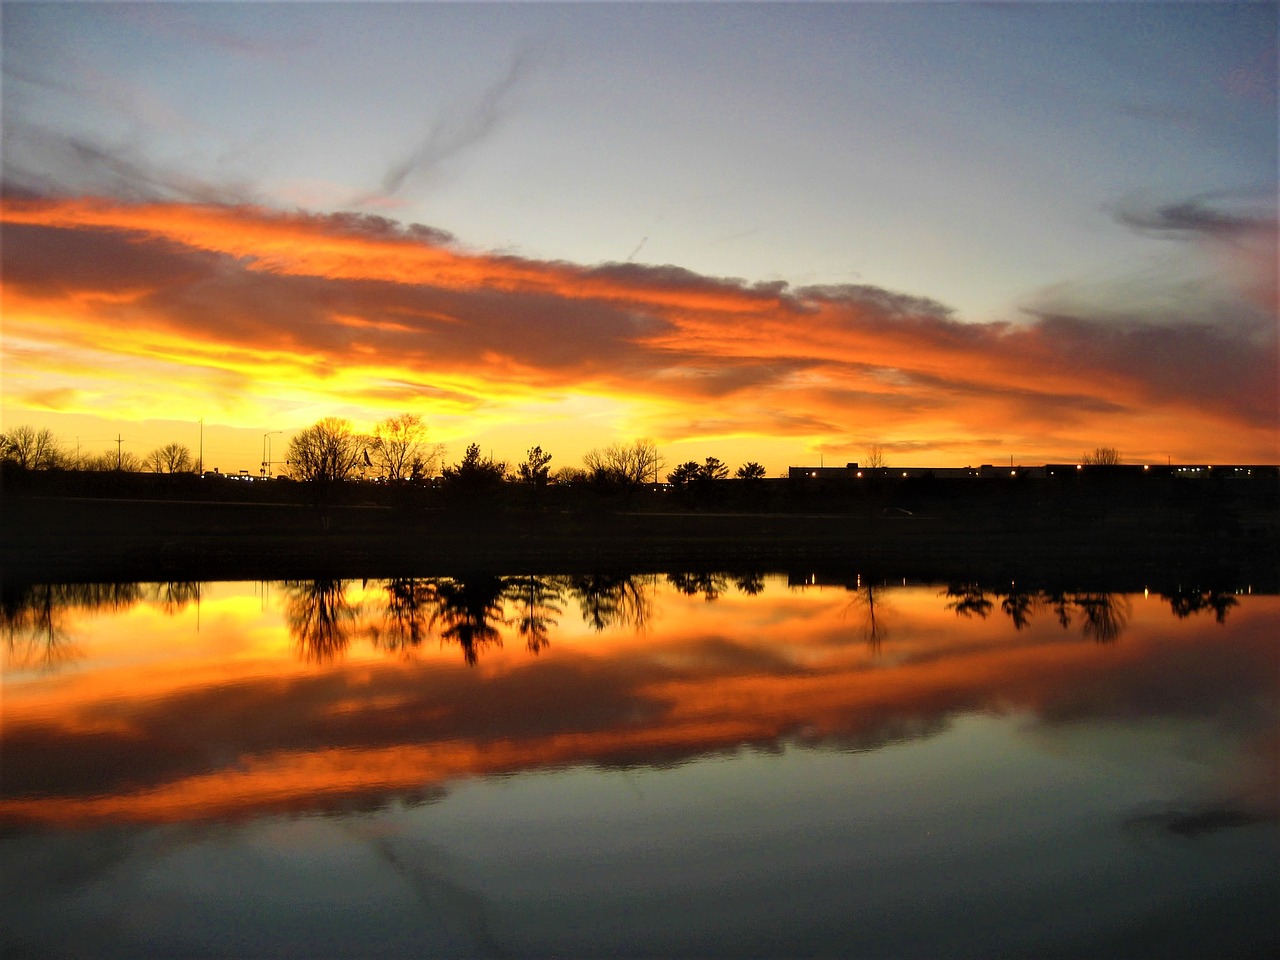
[3, 572, 1277, 958]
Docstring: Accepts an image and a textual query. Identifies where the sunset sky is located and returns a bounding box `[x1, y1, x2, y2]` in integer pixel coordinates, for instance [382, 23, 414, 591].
[2, 1, 1276, 475]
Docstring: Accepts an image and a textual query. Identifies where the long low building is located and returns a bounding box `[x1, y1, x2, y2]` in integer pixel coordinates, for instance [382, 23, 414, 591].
[787, 463, 1278, 481]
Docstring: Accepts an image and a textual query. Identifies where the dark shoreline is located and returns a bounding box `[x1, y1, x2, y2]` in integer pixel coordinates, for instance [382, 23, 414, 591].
[4, 493, 1277, 589]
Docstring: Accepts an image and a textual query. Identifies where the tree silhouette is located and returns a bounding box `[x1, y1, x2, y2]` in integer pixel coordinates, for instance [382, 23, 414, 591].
[516, 446, 553, 486]
[734, 572, 766, 595]
[699, 457, 729, 481]
[1, 425, 63, 469]
[442, 443, 506, 497]
[145, 442, 194, 474]
[583, 438, 662, 486]
[286, 418, 368, 482]
[668, 461, 700, 486]
[735, 461, 767, 481]
[1082, 447, 1121, 465]
[370, 413, 442, 480]
[81, 450, 143, 471]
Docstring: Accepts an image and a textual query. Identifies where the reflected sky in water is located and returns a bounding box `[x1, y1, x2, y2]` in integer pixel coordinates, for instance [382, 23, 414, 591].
[2, 573, 1277, 958]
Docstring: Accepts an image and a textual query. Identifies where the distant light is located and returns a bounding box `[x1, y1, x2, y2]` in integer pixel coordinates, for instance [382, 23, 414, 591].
[902, 471, 908, 477]
[1010, 470, 1016, 476]
[1076, 464, 1083, 470]
[1143, 465, 1149, 471]
[856, 471, 862, 478]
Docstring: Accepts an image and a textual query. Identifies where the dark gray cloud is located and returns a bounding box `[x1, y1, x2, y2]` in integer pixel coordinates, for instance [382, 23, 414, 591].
[1115, 193, 1278, 241]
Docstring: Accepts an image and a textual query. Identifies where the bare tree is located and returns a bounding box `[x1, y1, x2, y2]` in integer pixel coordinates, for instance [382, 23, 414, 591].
[82, 450, 142, 472]
[583, 438, 662, 485]
[865, 444, 885, 468]
[145, 442, 193, 474]
[285, 417, 368, 482]
[2, 425, 63, 469]
[1082, 447, 1121, 465]
[370, 413, 442, 480]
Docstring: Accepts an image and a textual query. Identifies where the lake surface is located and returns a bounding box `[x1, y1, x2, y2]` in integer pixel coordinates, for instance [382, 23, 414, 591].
[3, 571, 1277, 958]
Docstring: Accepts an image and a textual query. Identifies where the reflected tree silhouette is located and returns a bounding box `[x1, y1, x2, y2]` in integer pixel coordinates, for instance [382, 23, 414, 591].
[506, 574, 564, 654]
[1, 584, 78, 670]
[666, 571, 728, 602]
[566, 573, 654, 632]
[943, 584, 1133, 642]
[734, 573, 766, 596]
[846, 581, 889, 652]
[1071, 592, 1131, 644]
[1162, 588, 1239, 623]
[365, 578, 439, 653]
[283, 579, 358, 663]
[1, 582, 144, 671]
[148, 581, 203, 616]
[1044, 589, 1075, 629]
[945, 584, 994, 619]
[429, 574, 508, 665]
[999, 587, 1036, 630]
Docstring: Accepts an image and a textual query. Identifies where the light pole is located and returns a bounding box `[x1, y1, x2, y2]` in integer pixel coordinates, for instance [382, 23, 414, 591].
[262, 431, 281, 477]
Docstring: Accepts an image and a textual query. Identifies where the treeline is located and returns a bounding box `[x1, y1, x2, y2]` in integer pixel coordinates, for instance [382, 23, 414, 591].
[0, 424, 201, 474]
[1, 415, 768, 488]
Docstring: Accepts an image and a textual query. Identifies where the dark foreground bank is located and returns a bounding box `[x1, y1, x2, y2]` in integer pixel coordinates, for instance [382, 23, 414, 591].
[3, 483, 1277, 588]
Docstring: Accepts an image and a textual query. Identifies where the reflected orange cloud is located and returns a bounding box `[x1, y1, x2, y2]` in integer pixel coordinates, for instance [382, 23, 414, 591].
[2, 581, 1275, 827]
[2, 196, 1275, 466]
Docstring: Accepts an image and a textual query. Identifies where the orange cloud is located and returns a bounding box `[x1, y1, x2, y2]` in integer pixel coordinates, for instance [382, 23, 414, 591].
[2, 195, 1275, 465]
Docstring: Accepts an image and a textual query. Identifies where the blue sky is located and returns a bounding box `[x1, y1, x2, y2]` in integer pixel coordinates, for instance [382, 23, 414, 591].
[2, 1, 1276, 471]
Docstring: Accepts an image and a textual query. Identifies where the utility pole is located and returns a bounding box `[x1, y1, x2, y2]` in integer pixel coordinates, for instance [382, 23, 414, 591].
[263, 431, 281, 477]
[198, 418, 204, 475]
[116, 434, 123, 470]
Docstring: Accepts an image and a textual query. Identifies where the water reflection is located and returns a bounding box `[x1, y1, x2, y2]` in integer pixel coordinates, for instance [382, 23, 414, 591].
[1, 574, 1257, 673]
[944, 583, 1134, 642]
[1, 580, 204, 670]
[2, 570, 1274, 958]
[283, 578, 359, 663]
[564, 572, 655, 632]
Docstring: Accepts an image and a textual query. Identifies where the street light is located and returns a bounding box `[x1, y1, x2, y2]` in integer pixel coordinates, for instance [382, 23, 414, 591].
[262, 431, 281, 477]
